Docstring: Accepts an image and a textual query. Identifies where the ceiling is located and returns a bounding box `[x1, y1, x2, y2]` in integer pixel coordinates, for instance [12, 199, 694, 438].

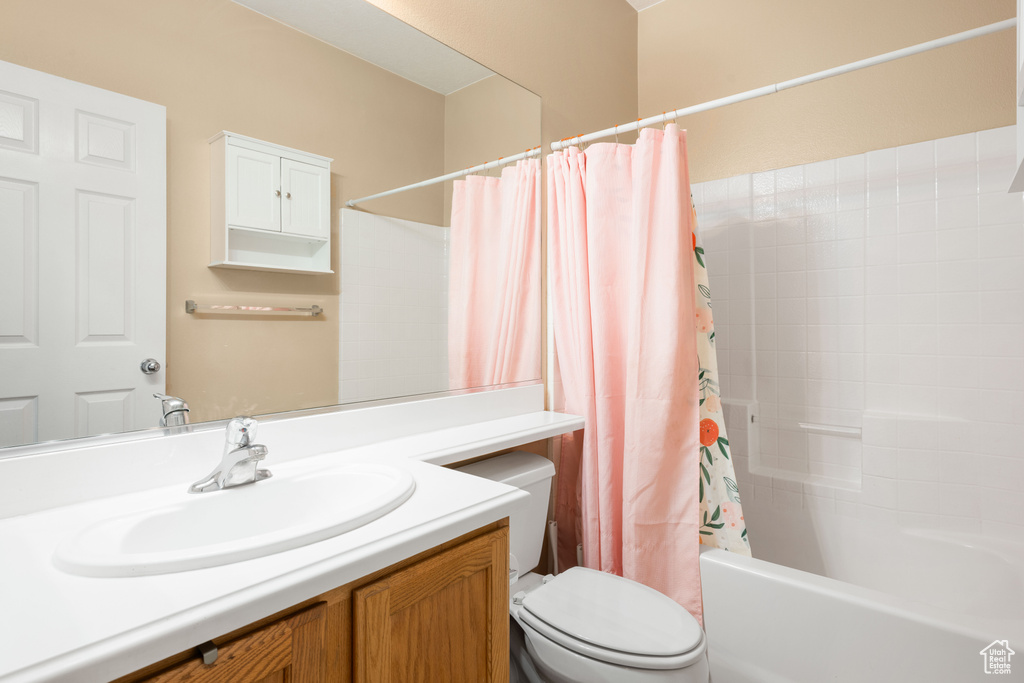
[627, 0, 665, 10]
[231, 0, 495, 95]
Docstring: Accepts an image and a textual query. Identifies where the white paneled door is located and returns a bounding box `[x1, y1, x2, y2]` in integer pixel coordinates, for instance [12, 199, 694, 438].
[0, 60, 166, 448]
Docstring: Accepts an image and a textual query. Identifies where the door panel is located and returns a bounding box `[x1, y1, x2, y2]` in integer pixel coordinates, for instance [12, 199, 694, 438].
[0, 59, 166, 447]
[0, 89, 38, 153]
[0, 396, 37, 446]
[76, 110, 136, 171]
[74, 389, 133, 438]
[0, 177, 38, 346]
[76, 191, 134, 343]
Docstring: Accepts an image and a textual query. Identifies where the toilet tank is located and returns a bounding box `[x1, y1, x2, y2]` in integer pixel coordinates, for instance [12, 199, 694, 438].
[456, 451, 555, 575]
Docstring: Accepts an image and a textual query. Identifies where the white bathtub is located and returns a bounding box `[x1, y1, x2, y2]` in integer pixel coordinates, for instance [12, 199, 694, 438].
[700, 518, 1024, 682]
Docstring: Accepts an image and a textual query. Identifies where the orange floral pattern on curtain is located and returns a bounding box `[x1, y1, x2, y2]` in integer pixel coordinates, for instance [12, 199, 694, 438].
[693, 205, 750, 555]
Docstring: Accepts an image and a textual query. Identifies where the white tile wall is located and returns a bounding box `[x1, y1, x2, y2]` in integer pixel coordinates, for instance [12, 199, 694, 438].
[339, 210, 449, 404]
[695, 126, 1024, 542]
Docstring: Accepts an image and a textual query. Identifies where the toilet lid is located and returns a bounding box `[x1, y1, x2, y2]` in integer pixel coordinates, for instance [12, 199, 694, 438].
[520, 567, 703, 658]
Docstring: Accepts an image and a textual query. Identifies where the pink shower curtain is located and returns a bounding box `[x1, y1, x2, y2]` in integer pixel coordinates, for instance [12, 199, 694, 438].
[449, 159, 541, 388]
[548, 124, 703, 621]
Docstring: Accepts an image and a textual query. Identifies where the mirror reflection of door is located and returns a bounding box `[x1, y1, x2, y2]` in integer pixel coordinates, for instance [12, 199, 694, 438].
[0, 60, 167, 448]
[0, 0, 541, 453]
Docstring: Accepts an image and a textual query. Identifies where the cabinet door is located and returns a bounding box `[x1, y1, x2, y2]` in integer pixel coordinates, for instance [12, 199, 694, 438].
[227, 145, 281, 232]
[138, 602, 326, 683]
[281, 158, 330, 239]
[352, 528, 509, 683]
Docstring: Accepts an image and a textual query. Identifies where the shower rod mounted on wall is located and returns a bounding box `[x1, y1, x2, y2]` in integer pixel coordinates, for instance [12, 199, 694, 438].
[551, 18, 1017, 151]
[345, 145, 543, 207]
[343, 18, 1013, 206]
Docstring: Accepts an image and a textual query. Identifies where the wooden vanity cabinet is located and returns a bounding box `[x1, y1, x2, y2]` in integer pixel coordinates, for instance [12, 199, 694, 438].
[352, 524, 509, 682]
[136, 603, 327, 683]
[118, 522, 509, 683]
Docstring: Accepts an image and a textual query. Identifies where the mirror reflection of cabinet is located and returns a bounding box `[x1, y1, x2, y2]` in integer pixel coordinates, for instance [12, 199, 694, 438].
[209, 131, 332, 274]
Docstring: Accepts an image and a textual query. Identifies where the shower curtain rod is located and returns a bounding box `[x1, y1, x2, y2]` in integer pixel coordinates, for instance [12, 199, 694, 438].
[345, 145, 542, 207]
[551, 18, 1016, 152]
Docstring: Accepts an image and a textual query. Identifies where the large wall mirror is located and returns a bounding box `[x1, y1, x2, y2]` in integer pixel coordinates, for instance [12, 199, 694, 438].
[0, 0, 541, 452]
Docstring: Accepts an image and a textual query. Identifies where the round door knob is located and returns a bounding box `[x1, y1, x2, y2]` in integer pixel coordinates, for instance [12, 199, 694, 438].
[140, 358, 161, 374]
[274, 190, 281, 197]
[285, 192, 292, 199]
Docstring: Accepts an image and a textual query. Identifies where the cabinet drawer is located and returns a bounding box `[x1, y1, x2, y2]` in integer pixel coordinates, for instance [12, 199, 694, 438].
[138, 602, 326, 683]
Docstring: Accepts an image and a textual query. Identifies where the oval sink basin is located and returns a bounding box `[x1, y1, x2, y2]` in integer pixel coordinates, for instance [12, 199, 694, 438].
[54, 463, 415, 577]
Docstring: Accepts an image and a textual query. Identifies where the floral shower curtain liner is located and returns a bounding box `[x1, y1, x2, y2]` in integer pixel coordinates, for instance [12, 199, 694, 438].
[692, 207, 750, 555]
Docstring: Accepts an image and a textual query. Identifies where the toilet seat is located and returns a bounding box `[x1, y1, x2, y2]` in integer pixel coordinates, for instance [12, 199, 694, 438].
[517, 609, 707, 671]
[516, 567, 706, 671]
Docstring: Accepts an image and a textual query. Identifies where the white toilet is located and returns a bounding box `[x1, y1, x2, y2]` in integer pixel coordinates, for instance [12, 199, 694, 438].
[457, 452, 710, 683]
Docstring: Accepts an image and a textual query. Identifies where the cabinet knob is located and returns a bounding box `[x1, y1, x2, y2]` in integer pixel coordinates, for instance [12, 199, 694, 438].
[274, 190, 281, 197]
[285, 192, 292, 199]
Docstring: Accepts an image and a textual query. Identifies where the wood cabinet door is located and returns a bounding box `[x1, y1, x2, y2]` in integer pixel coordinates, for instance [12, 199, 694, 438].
[352, 528, 509, 683]
[139, 602, 327, 683]
[226, 144, 281, 233]
[281, 157, 329, 239]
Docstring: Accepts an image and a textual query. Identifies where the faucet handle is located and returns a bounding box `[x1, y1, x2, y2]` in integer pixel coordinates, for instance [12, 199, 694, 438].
[153, 393, 190, 428]
[153, 393, 189, 413]
[225, 417, 258, 447]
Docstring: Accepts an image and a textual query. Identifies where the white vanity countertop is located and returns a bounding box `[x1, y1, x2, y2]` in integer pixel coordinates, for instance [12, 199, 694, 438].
[0, 394, 583, 683]
[0, 453, 527, 683]
[394, 409, 582, 466]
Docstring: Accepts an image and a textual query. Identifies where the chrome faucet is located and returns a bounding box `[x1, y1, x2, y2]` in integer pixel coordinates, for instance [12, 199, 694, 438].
[188, 417, 272, 494]
[154, 393, 190, 431]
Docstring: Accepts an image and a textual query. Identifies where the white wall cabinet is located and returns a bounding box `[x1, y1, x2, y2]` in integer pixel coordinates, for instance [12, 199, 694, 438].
[210, 131, 332, 273]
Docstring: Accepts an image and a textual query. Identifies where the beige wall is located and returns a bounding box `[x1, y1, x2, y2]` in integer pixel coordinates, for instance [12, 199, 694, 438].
[443, 74, 543, 224]
[367, 0, 640, 169]
[369, 0, 640, 410]
[638, 0, 1016, 182]
[1, 0, 446, 423]
[2, 0, 641, 426]
[12, 1, 995, 424]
